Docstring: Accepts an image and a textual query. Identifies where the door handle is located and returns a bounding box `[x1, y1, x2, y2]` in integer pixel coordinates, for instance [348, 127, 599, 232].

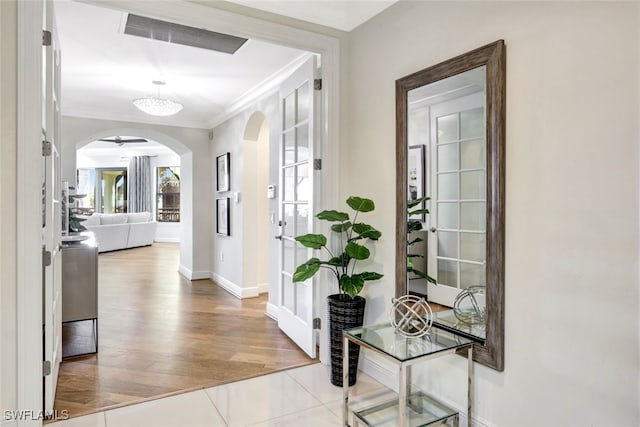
[275, 235, 283, 240]
[430, 227, 437, 233]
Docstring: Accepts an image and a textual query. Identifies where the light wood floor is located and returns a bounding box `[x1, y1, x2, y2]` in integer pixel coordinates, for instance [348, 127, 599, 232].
[53, 243, 315, 419]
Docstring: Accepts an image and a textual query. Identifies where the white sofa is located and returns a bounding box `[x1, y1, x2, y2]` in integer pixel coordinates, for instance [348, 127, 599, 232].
[81, 212, 157, 253]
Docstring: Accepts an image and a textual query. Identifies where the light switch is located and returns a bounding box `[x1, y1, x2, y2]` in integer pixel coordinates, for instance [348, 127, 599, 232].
[267, 184, 276, 199]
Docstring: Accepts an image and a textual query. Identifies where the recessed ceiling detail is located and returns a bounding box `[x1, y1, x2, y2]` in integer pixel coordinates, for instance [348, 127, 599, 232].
[124, 14, 248, 54]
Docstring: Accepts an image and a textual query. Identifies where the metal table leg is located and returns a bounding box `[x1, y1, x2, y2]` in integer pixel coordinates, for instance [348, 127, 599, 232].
[343, 334, 350, 426]
[467, 345, 474, 427]
[399, 363, 407, 427]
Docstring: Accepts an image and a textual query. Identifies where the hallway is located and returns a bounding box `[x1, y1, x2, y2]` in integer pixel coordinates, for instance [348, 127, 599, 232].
[54, 243, 314, 418]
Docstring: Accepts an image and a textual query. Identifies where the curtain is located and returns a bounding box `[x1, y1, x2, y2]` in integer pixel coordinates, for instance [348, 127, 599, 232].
[128, 156, 152, 213]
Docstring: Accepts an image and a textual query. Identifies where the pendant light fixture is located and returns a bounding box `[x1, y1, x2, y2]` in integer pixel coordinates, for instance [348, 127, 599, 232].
[133, 80, 183, 116]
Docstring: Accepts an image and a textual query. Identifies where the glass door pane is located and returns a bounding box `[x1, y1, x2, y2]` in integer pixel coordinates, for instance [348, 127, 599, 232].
[432, 97, 486, 294]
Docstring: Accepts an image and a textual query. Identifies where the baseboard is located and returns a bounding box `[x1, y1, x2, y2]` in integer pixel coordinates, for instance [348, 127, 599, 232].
[265, 302, 279, 320]
[360, 353, 399, 391]
[177, 265, 209, 281]
[359, 354, 491, 427]
[210, 272, 259, 299]
[257, 282, 269, 294]
[153, 237, 179, 243]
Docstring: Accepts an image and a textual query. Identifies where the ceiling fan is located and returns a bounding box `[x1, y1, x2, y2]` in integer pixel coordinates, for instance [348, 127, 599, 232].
[99, 136, 148, 146]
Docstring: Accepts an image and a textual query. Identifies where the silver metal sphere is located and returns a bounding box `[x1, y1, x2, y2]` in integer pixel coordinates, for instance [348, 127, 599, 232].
[390, 295, 433, 338]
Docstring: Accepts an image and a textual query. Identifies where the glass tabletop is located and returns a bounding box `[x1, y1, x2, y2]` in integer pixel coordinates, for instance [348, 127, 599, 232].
[353, 391, 458, 427]
[344, 322, 473, 362]
[432, 309, 486, 341]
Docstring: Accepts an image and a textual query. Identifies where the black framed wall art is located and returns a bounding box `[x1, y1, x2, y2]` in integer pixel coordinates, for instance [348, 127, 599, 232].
[216, 197, 230, 236]
[216, 152, 230, 192]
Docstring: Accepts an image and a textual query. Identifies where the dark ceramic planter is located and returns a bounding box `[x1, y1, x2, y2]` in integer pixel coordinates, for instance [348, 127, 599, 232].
[327, 294, 366, 387]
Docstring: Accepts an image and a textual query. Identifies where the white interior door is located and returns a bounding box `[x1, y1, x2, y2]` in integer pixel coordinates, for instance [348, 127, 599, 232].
[427, 92, 487, 307]
[42, 0, 63, 412]
[277, 56, 318, 358]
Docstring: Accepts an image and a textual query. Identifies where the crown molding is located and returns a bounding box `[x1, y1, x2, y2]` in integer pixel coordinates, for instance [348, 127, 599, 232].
[208, 52, 314, 129]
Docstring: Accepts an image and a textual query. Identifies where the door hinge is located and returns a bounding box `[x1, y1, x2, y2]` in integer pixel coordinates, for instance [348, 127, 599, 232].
[42, 30, 52, 47]
[43, 360, 51, 376]
[43, 248, 52, 267]
[313, 159, 322, 171]
[42, 139, 52, 157]
[313, 318, 321, 329]
[314, 78, 322, 91]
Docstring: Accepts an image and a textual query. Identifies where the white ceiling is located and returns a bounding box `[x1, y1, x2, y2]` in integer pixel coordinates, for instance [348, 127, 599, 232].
[225, 0, 396, 32]
[77, 139, 176, 158]
[55, 0, 395, 140]
[55, 0, 309, 130]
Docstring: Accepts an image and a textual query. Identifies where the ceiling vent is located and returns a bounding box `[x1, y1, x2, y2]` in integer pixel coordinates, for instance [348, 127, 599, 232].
[124, 14, 247, 54]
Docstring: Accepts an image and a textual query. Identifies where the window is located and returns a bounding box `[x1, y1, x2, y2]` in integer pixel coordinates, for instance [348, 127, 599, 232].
[156, 166, 180, 222]
[76, 167, 127, 214]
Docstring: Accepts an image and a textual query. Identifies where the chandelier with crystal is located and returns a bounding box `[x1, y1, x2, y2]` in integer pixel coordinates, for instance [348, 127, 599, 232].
[133, 80, 183, 116]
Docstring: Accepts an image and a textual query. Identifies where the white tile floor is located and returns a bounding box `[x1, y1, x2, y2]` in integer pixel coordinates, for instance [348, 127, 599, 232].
[49, 364, 393, 427]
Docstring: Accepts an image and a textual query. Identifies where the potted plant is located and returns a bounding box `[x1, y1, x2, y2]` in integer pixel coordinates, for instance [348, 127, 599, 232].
[407, 196, 436, 285]
[293, 196, 383, 386]
[61, 183, 87, 235]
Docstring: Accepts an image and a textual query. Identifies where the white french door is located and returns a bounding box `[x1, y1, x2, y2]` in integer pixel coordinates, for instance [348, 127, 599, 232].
[277, 56, 318, 358]
[42, 0, 63, 412]
[427, 92, 487, 307]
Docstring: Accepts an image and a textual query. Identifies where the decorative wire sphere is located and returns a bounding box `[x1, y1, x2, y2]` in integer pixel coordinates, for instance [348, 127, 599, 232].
[390, 295, 433, 338]
[453, 285, 486, 326]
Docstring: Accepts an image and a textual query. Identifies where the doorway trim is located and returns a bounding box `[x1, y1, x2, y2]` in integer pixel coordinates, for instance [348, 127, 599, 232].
[17, 0, 340, 420]
[17, 1, 45, 425]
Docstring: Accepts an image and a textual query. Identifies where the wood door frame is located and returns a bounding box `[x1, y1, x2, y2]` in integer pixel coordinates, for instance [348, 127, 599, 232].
[16, 0, 341, 419]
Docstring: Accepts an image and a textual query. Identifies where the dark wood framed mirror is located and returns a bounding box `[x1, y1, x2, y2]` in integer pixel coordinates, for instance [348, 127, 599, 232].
[396, 40, 505, 371]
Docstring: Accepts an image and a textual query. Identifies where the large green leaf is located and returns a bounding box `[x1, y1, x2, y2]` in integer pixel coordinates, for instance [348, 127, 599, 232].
[409, 208, 430, 217]
[346, 196, 375, 213]
[345, 242, 370, 260]
[408, 237, 424, 246]
[316, 210, 349, 222]
[407, 220, 422, 233]
[293, 258, 321, 282]
[331, 221, 352, 233]
[351, 223, 382, 240]
[408, 196, 430, 209]
[359, 272, 383, 281]
[407, 267, 437, 284]
[295, 234, 327, 249]
[340, 274, 365, 298]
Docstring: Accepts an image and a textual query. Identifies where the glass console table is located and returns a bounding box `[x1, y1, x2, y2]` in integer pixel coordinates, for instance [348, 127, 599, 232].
[343, 323, 474, 427]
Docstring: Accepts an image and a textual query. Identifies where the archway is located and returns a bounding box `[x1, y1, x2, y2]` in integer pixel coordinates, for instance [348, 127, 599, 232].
[72, 127, 197, 278]
[242, 111, 270, 295]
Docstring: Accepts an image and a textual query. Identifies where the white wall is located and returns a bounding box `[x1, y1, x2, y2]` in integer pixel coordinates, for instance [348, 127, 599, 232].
[0, 0, 17, 419]
[62, 116, 211, 278]
[242, 118, 270, 294]
[211, 93, 281, 300]
[345, 2, 639, 426]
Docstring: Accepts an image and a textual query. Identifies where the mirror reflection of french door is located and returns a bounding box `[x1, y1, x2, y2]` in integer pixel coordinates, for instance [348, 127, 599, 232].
[427, 92, 486, 307]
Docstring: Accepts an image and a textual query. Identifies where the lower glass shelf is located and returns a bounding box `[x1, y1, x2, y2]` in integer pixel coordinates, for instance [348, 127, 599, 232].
[353, 391, 458, 427]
